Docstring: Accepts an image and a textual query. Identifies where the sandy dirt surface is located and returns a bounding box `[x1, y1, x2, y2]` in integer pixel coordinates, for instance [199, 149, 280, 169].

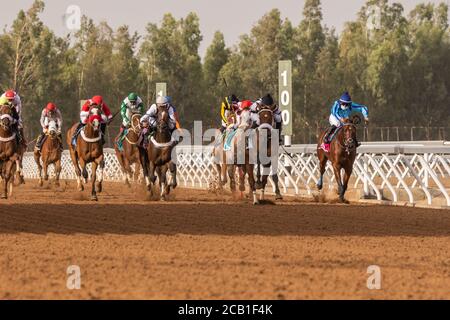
[0, 180, 449, 300]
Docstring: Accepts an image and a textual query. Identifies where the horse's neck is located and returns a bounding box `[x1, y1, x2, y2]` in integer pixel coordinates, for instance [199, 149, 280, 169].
[155, 128, 171, 143]
[84, 124, 99, 137]
[0, 127, 12, 137]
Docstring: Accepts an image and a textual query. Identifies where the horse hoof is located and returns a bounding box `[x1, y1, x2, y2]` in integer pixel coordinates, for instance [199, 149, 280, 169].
[39, 180, 43, 187]
[275, 193, 283, 200]
[96, 183, 103, 193]
[78, 185, 84, 192]
[253, 200, 259, 205]
[1, 194, 7, 199]
[317, 184, 322, 191]
[91, 195, 98, 201]
[55, 182, 60, 187]
[255, 182, 263, 190]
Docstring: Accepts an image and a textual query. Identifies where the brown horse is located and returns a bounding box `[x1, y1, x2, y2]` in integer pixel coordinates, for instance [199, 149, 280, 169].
[66, 107, 105, 201]
[0, 104, 20, 198]
[255, 105, 283, 201]
[34, 118, 62, 187]
[114, 114, 141, 186]
[217, 109, 259, 204]
[140, 104, 177, 200]
[317, 117, 359, 203]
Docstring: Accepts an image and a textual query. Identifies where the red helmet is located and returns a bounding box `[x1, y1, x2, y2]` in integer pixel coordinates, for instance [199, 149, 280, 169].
[5, 90, 16, 100]
[91, 95, 103, 106]
[239, 100, 252, 110]
[46, 103, 57, 111]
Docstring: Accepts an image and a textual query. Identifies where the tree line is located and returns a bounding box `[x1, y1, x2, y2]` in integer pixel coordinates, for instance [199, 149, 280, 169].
[0, 0, 449, 143]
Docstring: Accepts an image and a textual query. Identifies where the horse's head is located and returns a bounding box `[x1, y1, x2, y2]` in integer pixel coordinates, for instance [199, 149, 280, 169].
[87, 114, 101, 132]
[342, 123, 357, 150]
[0, 104, 14, 131]
[47, 119, 58, 137]
[130, 113, 142, 132]
[156, 103, 170, 133]
[257, 105, 274, 126]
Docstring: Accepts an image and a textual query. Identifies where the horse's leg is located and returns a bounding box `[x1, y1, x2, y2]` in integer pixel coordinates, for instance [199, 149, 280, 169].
[34, 150, 43, 187]
[260, 164, 270, 201]
[69, 149, 83, 191]
[90, 161, 98, 201]
[169, 161, 177, 189]
[55, 158, 61, 187]
[238, 165, 246, 199]
[79, 157, 87, 191]
[96, 158, 104, 193]
[317, 151, 328, 191]
[43, 160, 49, 181]
[341, 165, 353, 203]
[117, 151, 129, 186]
[332, 163, 344, 202]
[1, 160, 13, 199]
[123, 157, 132, 187]
[247, 164, 259, 205]
[158, 165, 168, 201]
[139, 149, 152, 195]
[227, 165, 236, 192]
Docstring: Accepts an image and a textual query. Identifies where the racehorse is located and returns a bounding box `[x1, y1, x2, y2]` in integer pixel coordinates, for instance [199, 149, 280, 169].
[34, 118, 62, 187]
[316, 116, 360, 203]
[139, 104, 177, 200]
[114, 114, 141, 186]
[255, 105, 283, 201]
[66, 106, 105, 201]
[0, 104, 20, 198]
[216, 109, 259, 204]
[213, 113, 238, 192]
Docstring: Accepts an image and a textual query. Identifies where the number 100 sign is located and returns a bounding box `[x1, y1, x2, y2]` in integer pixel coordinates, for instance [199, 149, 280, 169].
[278, 60, 292, 136]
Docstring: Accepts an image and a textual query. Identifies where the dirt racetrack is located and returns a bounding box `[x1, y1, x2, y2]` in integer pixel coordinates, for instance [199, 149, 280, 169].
[0, 180, 449, 300]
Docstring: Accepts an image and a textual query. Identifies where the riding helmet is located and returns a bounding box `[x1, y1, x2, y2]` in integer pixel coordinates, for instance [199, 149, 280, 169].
[261, 94, 274, 106]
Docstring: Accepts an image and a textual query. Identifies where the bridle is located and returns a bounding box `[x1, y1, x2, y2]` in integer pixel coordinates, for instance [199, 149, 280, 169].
[125, 114, 142, 145]
[337, 123, 357, 154]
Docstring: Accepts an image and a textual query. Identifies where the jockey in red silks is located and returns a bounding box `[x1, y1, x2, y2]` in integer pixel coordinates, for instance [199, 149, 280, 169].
[71, 95, 112, 146]
[35, 103, 63, 151]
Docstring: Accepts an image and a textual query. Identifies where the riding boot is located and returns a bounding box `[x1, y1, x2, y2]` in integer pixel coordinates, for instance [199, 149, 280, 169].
[324, 125, 337, 144]
[72, 122, 84, 147]
[100, 123, 107, 145]
[35, 133, 45, 150]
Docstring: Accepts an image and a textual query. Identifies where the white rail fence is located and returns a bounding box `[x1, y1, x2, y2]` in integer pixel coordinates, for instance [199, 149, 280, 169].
[22, 141, 450, 207]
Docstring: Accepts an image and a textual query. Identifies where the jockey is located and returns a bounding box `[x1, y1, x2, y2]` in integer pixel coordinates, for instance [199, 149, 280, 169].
[120, 92, 145, 129]
[320, 91, 369, 152]
[35, 103, 63, 151]
[233, 100, 253, 129]
[71, 95, 112, 146]
[220, 94, 239, 132]
[250, 94, 283, 143]
[166, 96, 181, 129]
[1, 90, 25, 145]
[140, 95, 177, 134]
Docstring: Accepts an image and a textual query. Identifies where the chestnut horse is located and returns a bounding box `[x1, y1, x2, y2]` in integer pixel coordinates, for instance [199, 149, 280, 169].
[66, 107, 105, 201]
[316, 116, 360, 203]
[217, 109, 258, 204]
[0, 104, 19, 198]
[34, 119, 62, 187]
[255, 105, 283, 201]
[140, 104, 177, 200]
[114, 114, 141, 186]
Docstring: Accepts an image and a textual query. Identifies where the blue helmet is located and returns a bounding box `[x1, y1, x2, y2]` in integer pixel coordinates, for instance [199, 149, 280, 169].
[339, 92, 352, 104]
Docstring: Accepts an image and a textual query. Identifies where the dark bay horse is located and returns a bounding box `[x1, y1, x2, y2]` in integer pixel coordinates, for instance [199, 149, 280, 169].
[255, 105, 283, 201]
[66, 107, 105, 201]
[34, 118, 62, 187]
[0, 104, 20, 198]
[140, 104, 177, 200]
[317, 116, 360, 203]
[114, 114, 141, 186]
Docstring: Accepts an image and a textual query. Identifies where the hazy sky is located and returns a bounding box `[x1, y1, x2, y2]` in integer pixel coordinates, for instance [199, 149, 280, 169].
[1, 0, 446, 57]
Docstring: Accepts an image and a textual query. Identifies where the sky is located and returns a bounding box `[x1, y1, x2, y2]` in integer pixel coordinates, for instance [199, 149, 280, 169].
[0, 0, 447, 57]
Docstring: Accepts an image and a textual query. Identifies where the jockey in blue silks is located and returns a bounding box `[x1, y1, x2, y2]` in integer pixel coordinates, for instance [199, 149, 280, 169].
[320, 91, 369, 152]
